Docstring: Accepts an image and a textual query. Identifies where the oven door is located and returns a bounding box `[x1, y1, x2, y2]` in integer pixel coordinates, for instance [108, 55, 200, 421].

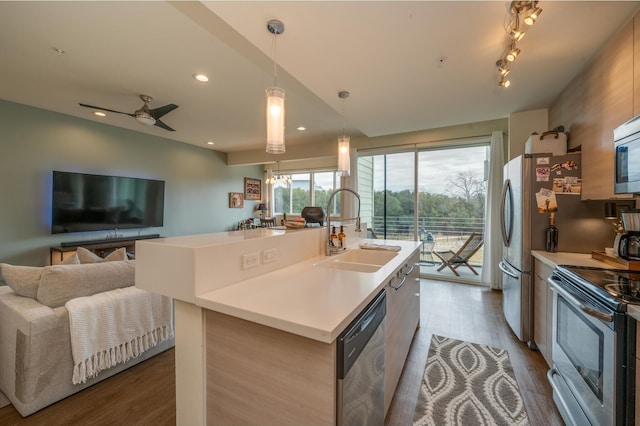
[549, 276, 615, 426]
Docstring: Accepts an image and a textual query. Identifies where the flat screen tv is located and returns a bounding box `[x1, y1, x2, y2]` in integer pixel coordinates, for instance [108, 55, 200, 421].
[51, 171, 165, 234]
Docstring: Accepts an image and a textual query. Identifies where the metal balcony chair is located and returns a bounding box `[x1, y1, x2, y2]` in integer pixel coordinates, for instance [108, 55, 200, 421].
[433, 232, 484, 276]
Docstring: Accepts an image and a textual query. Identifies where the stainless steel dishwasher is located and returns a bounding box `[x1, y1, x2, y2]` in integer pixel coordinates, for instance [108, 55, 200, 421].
[337, 289, 386, 426]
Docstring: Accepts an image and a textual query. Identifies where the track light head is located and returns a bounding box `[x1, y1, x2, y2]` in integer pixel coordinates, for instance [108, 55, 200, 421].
[499, 78, 511, 88]
[506, 47, 521, 62]
[524, 7, 542, 25]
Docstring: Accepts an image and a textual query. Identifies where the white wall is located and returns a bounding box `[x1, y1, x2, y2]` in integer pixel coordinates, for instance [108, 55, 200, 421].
[0, 99, 262, 266]
[508, 109, 549, 160]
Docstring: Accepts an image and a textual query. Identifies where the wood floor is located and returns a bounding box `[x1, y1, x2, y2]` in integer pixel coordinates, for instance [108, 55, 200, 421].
[385, 279, 563, 426]
[0, 348, 176, 426]
[0, 279, 562, 425]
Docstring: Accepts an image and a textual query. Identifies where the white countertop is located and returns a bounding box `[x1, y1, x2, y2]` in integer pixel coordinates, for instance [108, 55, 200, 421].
[196, 239, 421, 343]
[532, 251, 640, 321]
[531, 250, 614, 269]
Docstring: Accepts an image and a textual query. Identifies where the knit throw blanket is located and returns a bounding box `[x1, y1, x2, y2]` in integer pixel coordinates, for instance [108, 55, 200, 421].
[66, 286, 174, 385]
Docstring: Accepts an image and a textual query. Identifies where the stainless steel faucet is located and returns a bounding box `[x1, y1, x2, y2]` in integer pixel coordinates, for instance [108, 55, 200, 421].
[326, 188, 361, 255]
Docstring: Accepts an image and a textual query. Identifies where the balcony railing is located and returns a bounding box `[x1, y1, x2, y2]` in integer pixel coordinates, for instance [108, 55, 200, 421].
[370, 216, 484, 241]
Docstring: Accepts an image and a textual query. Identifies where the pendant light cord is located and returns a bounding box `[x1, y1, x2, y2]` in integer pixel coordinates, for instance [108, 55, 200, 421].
[272, 33, 278, 87]
[342, 97, 346, 137]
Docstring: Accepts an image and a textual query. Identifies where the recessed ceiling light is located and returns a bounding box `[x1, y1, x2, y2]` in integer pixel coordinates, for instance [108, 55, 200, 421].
[93, 111, 106, 117]
[193, 73, 209, 83]
[207, 141, 214, 145]
[297, 126, 306, 131]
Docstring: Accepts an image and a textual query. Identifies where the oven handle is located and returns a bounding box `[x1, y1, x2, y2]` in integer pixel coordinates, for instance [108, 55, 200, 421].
[548, 275, 614, 323]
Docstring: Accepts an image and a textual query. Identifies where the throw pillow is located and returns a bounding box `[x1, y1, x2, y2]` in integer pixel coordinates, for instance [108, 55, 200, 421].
[77, 247, 127, 263]
[0, 264, 42, 299]
[37, 260, 136, 308]
[60, 252, 80, 265]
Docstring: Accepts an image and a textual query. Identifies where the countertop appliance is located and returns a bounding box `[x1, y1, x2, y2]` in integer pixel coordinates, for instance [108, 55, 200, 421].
[619, 210, 640, 260]
[500, 153, 595, 345]
[337, 289, 386, 426]
[548, 265, 636, 426]
[301, 206, 326, 226]
[614, 114, 640, 194]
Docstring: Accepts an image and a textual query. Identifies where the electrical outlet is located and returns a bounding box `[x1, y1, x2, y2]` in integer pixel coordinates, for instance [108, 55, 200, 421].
[242, 252, 260, 270]
[263, 248, 277, 264]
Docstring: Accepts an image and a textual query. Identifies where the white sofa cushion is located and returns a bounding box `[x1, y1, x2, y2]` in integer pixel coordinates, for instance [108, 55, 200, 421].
[0, 264, 42, 298]
[36, 260, 135, 308]
[60, 253, 80, 265]
[77, 247, 127, 263]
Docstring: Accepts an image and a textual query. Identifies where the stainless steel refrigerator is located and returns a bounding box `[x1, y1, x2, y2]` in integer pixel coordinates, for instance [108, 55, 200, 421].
[499, 153, 611, 345]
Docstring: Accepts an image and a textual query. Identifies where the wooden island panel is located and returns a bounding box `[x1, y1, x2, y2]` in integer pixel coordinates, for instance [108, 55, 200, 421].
[205, 310, 337, 425]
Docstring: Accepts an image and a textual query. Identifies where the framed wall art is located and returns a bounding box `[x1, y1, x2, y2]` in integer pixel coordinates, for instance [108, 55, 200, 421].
[244, 177, 262, 200]
[229, 192, 244, 208]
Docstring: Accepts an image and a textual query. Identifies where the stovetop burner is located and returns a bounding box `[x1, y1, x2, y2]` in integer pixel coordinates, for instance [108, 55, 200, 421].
[554, 265, 640, 309]
[605, 283, 640, 303]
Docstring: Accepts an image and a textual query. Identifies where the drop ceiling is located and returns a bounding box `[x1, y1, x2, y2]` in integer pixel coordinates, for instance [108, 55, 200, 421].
[0, 1, 637, 157]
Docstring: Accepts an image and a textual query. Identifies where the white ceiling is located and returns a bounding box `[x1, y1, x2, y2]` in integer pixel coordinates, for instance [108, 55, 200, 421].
[0, 1, 638, 157]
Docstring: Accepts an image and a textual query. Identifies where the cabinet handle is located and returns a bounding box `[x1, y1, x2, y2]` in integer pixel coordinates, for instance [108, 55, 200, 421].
[404, 263, 415, 275]
[391, 275, 407, 290]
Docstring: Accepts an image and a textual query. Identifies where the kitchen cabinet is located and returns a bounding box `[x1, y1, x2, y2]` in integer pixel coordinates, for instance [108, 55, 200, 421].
[205, 310, 337, 425]
[533, 258, 554, 367]
[384, 250, 421, 413]
[549, 15, 635, 200]
[197, 247, 421, 425]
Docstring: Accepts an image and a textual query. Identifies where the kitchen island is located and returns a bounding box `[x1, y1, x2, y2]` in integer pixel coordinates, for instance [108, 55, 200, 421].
[135, 228, 421, 425]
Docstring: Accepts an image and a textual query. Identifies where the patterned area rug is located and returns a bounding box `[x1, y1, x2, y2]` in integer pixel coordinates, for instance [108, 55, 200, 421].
[413, 335, 530, 426]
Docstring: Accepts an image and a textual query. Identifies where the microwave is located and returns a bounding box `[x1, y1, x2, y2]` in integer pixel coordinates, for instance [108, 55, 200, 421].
[613, 115, 640, 194]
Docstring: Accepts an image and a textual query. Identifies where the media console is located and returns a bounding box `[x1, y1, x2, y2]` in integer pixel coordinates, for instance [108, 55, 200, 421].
[50, 234, 161, 264]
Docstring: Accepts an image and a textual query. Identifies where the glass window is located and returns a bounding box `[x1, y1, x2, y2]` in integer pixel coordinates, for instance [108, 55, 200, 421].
[272, 171, 340, 215]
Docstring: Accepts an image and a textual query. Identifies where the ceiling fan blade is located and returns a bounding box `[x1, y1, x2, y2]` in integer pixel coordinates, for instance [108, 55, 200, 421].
[78, 103, 135, 117]
[149, 104, 178, 120]
[154, 119, 175, 132]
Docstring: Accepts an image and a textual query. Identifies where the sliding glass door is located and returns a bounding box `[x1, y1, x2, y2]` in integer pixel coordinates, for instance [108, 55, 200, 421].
[358, 143, 488, 283]
[363, 152, 415, 240]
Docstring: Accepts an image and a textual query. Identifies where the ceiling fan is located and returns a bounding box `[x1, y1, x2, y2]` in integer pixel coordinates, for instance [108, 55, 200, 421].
[79, 94, 178, 131]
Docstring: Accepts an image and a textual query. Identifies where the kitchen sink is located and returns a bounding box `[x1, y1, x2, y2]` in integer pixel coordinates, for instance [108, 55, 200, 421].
[337, 249, 397, 265]
[321, 260, 383, 273]
[314, 249, 398, 273]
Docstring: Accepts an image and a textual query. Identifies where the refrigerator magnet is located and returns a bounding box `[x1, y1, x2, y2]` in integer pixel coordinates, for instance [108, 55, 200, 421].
[536, 167, 550, 181]
[536, 188, 558, 213]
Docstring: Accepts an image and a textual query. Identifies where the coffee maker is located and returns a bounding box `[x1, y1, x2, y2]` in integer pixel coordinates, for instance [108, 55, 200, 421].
[618, 209, 640, 260]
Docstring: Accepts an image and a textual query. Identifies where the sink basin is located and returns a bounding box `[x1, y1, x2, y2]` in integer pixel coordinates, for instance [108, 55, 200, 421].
[337, 249, 398, 265]
[321, 260, 383, 273]
[314, 248, 398, 273]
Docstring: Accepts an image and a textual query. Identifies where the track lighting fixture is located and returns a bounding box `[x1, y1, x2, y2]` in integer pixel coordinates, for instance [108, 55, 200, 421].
[495, 1, 542, 88]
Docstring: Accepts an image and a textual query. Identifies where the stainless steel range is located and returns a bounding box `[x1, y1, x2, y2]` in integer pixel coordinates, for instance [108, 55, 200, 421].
[548, 265, 637, 426]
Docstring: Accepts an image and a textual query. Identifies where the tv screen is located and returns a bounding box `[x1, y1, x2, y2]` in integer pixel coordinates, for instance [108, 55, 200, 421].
[51, 171, 165, 234]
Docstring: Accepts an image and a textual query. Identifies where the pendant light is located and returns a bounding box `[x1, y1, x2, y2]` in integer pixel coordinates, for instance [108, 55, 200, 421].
[265, 161, 292, 185]
[265, 20, 285, 154]
[337, 91, 350, 177]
